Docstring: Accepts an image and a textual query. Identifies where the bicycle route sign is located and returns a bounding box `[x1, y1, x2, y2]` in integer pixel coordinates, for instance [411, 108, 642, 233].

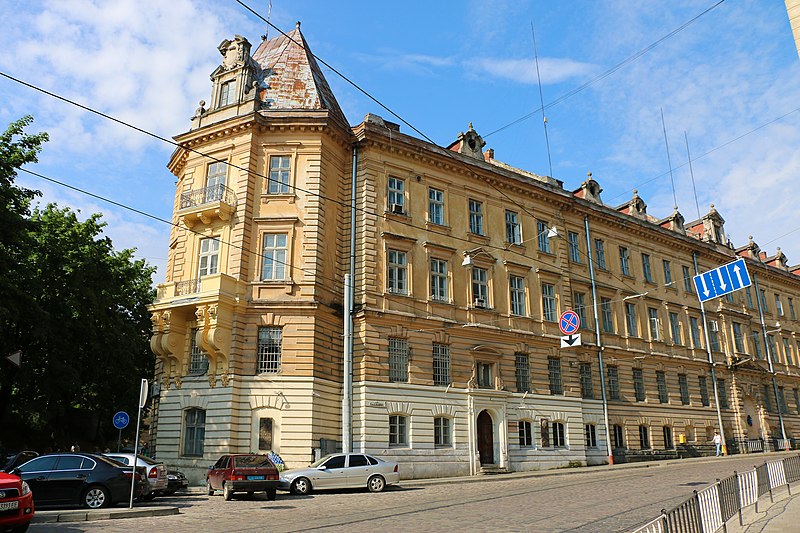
[113, 411, 130, 430]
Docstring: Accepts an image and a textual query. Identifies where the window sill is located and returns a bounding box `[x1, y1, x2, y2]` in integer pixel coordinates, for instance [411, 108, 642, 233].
[428, 298, 454, 306]
[385, 290, 411, 297]
[384, 210, 410, 220]
[467, 232, 490, 245]
[425, 222, 451, 234]
[260, 193, 296, 203]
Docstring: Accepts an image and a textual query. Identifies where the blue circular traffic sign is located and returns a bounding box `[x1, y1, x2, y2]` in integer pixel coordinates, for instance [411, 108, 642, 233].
[113, 411, 130, 430]
[559, 310, 580, 335]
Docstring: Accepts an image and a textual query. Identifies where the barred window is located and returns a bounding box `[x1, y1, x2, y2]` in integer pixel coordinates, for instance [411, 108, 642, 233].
[656, 371, 668, 403]
[257, 327, 282, 374]
[267, 155, 291, 194]
[434, 417, 451, 447]
[699, 376, 710, 406]
[518, 420, 533, 447]
[389, 338, 409, 383]
[678, 374, 690, 405]
[607, 365, 620, 400]
[633, 368, 645, 402]
[580, 363, 594, 399]
[389, 415, 408, 447]
[548, 357, 563, 395]
[515, 353, 530, 393]
[585, 424, 597, 448]
[189, 329, 209, 375]
[433, 343, 450, 386]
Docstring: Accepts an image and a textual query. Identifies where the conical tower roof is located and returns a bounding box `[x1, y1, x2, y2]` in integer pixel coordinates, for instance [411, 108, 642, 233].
[252, 23, 349, 128]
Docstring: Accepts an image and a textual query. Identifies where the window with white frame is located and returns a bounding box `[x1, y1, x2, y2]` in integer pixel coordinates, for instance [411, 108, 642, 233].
[388, 337, 409, 382]
[518, 420, 533, 447]
[388, 415, 408, 447]
[510, 275, 526, 316]
[433, 343, 450, 386]
[428, 187, 444, 225]
[648, 308, 660, 341]
[257, 326, 282, 373]
[183, 408, 206, 456]
[776, 294, 784, 316]
[542, 282, 557, 321]
[387, 177, 405, 213]
[505, 210, 521, 245]
[268, 155, 291, 194]
[387, 249, 408, 295]
[568, 231, 581, 263]
[515, 353, 530, 393]
[537, 220, 551, 253]
[198, 237, 220, 277]
[552, 422, 566, 447]
[205, 162, 227, 202]
[218, 79, 237, 107]
[434, 417, 451, 447]
[188, 328, 209, 375]
[430, 258, 448, 302]
[261, 233, 287, 281]
[471, 267, 489, 307]
[585, 424, 597, 448]
[468, 199, 483, 235]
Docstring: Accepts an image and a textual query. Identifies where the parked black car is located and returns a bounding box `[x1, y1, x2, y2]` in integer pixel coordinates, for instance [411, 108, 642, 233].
[165, 469, 188, 495]
[1, 451, 38, 472]
[12, 453, 147, 508]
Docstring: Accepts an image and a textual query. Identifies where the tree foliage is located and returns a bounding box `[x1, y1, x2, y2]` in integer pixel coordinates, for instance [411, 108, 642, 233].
[0, 117, 155, 448]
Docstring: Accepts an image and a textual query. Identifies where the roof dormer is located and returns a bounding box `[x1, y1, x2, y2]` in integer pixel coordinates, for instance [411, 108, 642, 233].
[573, 172, 603, 204]
[448, 123, 486, 160]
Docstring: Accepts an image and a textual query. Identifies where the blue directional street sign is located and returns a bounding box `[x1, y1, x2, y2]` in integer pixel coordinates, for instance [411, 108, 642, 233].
[693, 258, 751, 303]
[113, 411, 130, 430]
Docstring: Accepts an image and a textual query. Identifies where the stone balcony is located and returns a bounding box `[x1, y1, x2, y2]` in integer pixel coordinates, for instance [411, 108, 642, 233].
[153, 272, 239, 307]
[177, 184, 236, 228]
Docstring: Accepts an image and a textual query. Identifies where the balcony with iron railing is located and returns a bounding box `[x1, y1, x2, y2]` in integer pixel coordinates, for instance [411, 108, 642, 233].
[177, 184, 237, 228]
[153, 273, 239, 305]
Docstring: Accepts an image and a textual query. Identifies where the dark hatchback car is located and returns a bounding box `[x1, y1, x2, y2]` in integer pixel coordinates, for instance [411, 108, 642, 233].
[13, 453, 145, 509]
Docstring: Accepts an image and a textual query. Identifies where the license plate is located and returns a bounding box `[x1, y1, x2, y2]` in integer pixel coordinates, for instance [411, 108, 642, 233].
[0, 501, 19, 510]
[247, 475, 264, 480]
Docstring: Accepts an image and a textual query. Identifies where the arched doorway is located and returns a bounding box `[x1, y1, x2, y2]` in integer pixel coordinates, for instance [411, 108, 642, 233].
[477, 410, 494, 465]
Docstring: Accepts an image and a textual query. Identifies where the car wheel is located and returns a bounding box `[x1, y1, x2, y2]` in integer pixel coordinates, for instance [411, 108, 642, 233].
[367, 475, 386, 493]
[206, 480, 214, 496]
[83, 485, 110, 508]
[223, 482, 233, 501]
[266, 488, 277, 501]
[290, 477, 311, 495]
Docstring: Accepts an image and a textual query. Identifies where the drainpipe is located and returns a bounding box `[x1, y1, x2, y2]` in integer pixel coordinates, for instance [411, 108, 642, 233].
[753, 273, 789, 450]
[342, 146, 358, 453]
[693, 252, 727, 455]
[584, 216, 613, 465]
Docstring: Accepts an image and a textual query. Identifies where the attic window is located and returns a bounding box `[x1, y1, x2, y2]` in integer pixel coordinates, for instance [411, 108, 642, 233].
[219, 79, 237, 107]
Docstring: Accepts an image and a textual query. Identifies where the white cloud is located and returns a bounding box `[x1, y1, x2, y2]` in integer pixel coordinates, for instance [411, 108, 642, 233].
[472, 57, 597, 85]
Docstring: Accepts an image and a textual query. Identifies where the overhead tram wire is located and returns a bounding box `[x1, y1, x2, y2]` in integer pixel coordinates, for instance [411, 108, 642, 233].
[483, 0, 727, 139]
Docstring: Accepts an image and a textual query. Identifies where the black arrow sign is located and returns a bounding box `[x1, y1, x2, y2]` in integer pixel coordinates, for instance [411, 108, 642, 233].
[563, 335, 579, 346]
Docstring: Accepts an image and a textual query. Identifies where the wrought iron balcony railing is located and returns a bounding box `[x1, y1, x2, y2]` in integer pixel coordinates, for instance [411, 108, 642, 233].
[180, 184, 236, 209]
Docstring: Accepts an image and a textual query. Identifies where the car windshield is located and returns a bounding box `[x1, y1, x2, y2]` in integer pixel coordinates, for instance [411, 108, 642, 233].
[234, 455, 273, 468]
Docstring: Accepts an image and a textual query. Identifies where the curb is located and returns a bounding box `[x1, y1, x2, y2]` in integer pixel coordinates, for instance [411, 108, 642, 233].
[33, 505, 179, 524]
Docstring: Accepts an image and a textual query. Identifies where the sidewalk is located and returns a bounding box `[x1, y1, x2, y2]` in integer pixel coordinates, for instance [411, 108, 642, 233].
[729, 485, 800, 532]
[33, 504, 179, 523]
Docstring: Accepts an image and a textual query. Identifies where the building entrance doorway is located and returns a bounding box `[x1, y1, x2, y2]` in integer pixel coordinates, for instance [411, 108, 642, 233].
[477, 410, 494, 465]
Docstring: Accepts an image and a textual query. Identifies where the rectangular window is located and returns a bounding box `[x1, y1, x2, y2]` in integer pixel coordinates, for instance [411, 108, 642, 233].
[709, 320, 720, 352]
[510, 276, 526, 316]
[542, 283, 557, 322]
[641, 254, 653, 283]
[725, 292, 735, 304]
[778, 386, 787, 414]
[775, 294, 784, 316]
[471, 267, 489, 307]
[568, 231, 581, 263]
[679, 374, 690, 405]
[732, 322, 744, 352]
[468, 199, 483, 235]
[699, 376, 710, 406]
[763, 384, 772, 413]
[794, 389, 800, 415]
[789, 297, 796, 320]
[389, 415, 408, 447]
[388, 177, 405, 213]
[607, 366, 620, 400]
[613, 424, 625, 449]
[218, 79, 237, 107]
[476, 362, 493, 389]
[648, 308, 660, 341]
[388, 338, 409, 383]
[656, 371, 668, 403]
[585, 424, 597, 448]
[434, 417, 451, 447]
[690, 317, 701, 348]
[428, 187, 444, 225]
[430, 259, 448, 302]
[717, 379, 729, 409]
[639, 425, 650, 449]
[515, 353, 530, 393]
[580, 363, 594, 399]
[387, 249, 408, 295]
[205, 161, 227, 202]
[752, 331, 763, 359]
[663, 426, 674, 450]
[258, 418, 273, 451]
[198, 237, 220, 277]
[784, 338, 794, 366]
[574, 293, 587, 330]
[683, 265, 694, 293]
[548, 357, 563, 395]
[626, 303, 639, 337]
[505, 210, 521, 245]
[601, 298, 614, 334]
[537, 220, 551, 253]
[767, 335, 777, 362]
[553, 422, 566, 447]
[518, 420, 533, 447]
[261, 233, 287, 281]
[759, 289, 768, 314]
[432, 343, 450, 386]
[633, 368, 645, 402]
[267, 155, 291, 194]
[619, 247, 631, 276]
[540, 419, 550, 448]
[746, 287, 755, 309]
[188, 328, 209, 375]
[257, 326, 282, 374]
[663, 260, 673, 287]
[594, 239, 606, 270]
[183, 408, 206, 457]
[669, 312, 681, 345]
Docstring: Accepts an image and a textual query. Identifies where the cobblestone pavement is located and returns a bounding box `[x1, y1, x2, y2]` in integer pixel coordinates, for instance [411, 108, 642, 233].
[30, 455, 787, 533]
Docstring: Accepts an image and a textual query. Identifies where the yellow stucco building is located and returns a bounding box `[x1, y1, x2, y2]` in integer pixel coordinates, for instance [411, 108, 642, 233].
[149, 26, 800, 483]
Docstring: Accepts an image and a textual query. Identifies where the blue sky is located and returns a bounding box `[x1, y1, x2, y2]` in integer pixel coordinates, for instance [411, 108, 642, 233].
[1, 0, 798, 281]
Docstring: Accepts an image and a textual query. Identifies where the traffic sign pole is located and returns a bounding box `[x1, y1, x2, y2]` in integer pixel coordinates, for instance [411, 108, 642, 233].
[129, 379, 149, 509]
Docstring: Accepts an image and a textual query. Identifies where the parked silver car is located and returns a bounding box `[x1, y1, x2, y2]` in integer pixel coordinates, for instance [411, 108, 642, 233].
[279, 453, 399, 495]
[104, 453, 167, 498]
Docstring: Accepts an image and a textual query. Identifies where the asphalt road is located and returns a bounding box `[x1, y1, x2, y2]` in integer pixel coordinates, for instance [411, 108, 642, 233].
[30, 454, 795, 533]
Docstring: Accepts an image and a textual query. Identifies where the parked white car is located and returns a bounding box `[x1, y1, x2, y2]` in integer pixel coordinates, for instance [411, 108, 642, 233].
[104, 453, 168, 498]
[279, 453, 399, 495]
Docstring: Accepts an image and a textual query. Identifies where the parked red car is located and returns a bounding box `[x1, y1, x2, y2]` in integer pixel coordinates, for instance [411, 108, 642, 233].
[0, 472, 34, 533]
[206, 454, 279, 501]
